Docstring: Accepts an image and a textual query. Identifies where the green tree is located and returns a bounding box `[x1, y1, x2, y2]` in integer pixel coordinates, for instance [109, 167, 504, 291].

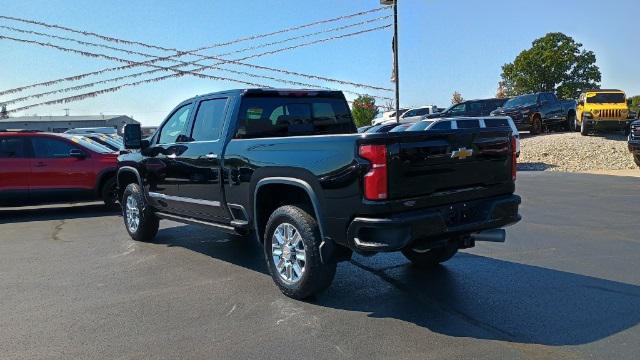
[451, 91, 464, 104]
[500, 32, 601, 99]
[351, 95, 379, 127]
[629, 96, 640, 115]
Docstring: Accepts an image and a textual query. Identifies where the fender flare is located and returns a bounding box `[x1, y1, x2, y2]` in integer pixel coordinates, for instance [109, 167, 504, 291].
[253, 177, 334, 263]
[117, 166, 143, 189]
[253, 177, 325, 240]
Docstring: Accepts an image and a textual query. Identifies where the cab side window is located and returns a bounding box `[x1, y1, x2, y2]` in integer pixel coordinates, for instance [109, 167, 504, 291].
[190, 98, 228, 141]
[158, 104, 192, 144]
[449, 103, 466, 115]
[0, 137, 27, 158]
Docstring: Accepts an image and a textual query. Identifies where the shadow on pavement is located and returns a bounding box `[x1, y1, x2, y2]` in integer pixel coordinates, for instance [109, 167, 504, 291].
[0, 203, 118, 224]
[154, 224, 640, 347]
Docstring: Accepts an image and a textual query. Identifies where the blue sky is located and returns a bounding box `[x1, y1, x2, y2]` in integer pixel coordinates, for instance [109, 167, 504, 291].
[1, 0, 638, 125]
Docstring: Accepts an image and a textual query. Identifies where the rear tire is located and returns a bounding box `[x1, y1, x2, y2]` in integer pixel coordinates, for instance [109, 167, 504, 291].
[402, 241, 458, 269]
[122, 183, 159, 242]
[264, 205, 336, 300]
[634, 154, 640, 168]
[101, 177, 119, 209]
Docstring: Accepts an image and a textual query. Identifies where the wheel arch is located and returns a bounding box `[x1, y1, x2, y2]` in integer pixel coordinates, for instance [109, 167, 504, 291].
[95, 167, 117, 195]
[253, 177, 325, 244]
[117, 166, 143, 200]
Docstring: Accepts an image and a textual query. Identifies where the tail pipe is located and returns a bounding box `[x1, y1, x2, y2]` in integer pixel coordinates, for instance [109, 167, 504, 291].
[470, 229, 506, 243]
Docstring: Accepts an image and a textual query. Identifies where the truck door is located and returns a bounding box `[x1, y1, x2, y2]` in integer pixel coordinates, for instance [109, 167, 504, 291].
[174, 96, 232, 222]
[542, 93, 562, 120]
[143, 103, 194, 215]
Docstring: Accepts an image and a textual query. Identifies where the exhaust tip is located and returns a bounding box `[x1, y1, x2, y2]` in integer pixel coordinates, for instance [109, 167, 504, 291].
[471, 229, 506, 243]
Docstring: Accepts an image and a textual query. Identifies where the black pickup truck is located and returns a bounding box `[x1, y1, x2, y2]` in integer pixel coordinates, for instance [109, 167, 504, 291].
[117, 89, 521, 299]
[491, 92, 577, 134]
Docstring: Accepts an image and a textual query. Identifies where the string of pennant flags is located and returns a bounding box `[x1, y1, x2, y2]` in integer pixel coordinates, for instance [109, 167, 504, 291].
[0, 6, 394, 113]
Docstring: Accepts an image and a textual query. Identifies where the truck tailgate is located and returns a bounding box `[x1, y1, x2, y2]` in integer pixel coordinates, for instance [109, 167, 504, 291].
[362, 129, 514, 201]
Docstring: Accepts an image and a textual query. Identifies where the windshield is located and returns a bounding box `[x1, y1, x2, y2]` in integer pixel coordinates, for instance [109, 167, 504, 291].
[65, 135, 114, 153]
[504, 94, 538, 108]
[586, 93, 626, 104]
[406, 121, 434, 131]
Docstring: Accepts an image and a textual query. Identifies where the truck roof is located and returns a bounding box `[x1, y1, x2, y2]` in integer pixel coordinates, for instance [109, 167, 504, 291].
[193, 88, 344, 99]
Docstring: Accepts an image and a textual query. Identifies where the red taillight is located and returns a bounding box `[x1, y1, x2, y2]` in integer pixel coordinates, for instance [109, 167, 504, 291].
[511, 136, 517, 181]
[359, 144, 388, 200]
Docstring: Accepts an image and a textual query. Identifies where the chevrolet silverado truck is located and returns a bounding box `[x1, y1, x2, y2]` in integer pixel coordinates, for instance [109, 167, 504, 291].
[491, 92, 576, 134]
[628, 120, 640, 167]
[117, 89, 521, 299]
[575, 89, 631, 135]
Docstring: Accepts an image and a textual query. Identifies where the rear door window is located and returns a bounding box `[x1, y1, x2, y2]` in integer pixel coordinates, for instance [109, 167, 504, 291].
[31, 137, 79, 158]
[236, 95, 355, 138]
[191, 98, 227, 141]
[0, 137, 27, 158]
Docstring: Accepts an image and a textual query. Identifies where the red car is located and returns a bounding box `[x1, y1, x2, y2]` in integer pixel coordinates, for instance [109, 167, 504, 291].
[0, 131, 119, 207]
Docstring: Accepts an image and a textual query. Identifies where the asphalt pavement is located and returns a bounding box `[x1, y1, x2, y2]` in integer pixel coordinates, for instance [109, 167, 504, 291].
[1, 172, 639, 359]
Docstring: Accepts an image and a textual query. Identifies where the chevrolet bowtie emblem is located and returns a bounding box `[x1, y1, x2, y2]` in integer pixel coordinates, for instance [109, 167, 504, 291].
[451, 147, 473, 160]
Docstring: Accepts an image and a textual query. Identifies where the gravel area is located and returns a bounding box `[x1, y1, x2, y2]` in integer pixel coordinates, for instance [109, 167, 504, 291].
[518, 131, 637, 173]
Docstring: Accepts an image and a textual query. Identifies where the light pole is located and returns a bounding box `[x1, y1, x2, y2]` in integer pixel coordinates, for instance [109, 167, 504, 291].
[381, 0, 399, 123]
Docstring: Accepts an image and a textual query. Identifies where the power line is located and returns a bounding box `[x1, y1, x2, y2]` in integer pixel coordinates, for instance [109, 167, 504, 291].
[4, 25, 393, 112]
[0, 15, 392, 96]
[0, 7, 388, 54]
[0, 25, 392, 106]
[0, 17, 391, 96]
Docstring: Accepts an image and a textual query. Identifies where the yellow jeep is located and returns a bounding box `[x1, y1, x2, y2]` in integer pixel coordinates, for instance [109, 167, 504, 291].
[575, 89, 631, 136]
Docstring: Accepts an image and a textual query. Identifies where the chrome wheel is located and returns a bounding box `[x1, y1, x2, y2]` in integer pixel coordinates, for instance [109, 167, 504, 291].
[271, 223, 306, 284]
[125, 195, 140, 233]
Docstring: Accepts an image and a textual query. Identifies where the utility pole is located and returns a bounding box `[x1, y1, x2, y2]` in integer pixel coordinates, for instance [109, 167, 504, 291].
[381, 0, 400, 122]
[63, 108, 70, 116]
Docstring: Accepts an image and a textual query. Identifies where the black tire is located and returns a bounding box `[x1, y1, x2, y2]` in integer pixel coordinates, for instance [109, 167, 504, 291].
[566, 113, 575, 132]
[580, 116, 589, 136]
[402, 241, 458, 269]
[530, 115, 542, 135]
[263, 205, 336, 300]
[122, 183, 159, 242]
[634, 154, 640, 168]
[100, 177, 119, 209]
[624, 125, 631, 136]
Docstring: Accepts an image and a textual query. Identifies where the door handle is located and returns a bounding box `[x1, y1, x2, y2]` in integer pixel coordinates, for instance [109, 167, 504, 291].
[34, 162, 47, 168]
[205, 153, 218, 159]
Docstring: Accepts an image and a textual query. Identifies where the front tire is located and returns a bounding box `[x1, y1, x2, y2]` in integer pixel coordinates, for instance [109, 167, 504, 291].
[580, 116, 589, 136]
[122, 183, 159, 242]
[530, 115, 542, 135]
[402, 241, 458, 268]
[264, 205, 336, 300]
